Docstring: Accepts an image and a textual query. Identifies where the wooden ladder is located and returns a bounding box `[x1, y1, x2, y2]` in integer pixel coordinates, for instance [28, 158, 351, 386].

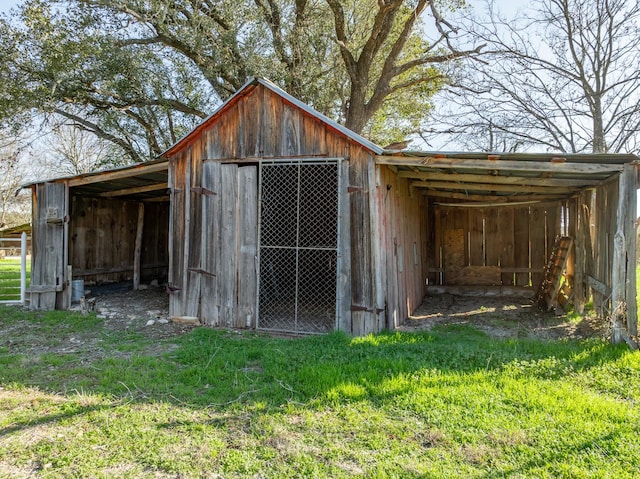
[535, 236, 574, 310]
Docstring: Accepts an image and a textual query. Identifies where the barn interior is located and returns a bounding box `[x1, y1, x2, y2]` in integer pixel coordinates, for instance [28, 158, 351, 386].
[64, 159, 169, 288]
[377, 151, 638, 341]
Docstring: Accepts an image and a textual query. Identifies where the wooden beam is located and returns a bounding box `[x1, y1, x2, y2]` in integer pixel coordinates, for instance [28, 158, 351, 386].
[143, 195, 171, 203]
[98, 182, 167, 198]
[68, 162, 168, 187]
[624, 164, 638, 336]
[410, 180, 572, 194]
[376, 155, 624, 175]
[72, 263, 168, 277]
[133, 202, 145, 290]
[397, 170, 597, 187]
[423, 190, 568, 202]
[587, 274, 611, 296]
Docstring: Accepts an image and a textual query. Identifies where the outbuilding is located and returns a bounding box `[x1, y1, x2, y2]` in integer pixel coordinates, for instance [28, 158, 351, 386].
[25, 78, 639, 342]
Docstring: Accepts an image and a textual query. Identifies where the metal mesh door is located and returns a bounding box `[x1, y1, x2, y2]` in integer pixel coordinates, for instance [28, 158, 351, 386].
[257, 161, 340, 333]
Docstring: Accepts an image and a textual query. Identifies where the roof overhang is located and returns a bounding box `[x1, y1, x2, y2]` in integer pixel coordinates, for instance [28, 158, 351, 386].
[22, 158, 169, 202]
[377, 151, 639, 205]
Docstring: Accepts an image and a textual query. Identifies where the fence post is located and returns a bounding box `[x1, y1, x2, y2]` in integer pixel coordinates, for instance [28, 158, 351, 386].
[20, 232, 27, 304]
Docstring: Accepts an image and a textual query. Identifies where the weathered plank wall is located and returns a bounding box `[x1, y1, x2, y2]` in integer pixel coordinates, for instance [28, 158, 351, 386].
[428, 202, 562, 288]
[590, 181, 618, 316]
[30, 182, 67, 310]
[70, 195, 169, 285]
[573, 170, 638, 342]
[376, 165, 427, 329]
[168, 83, 381, 334]
[140, 202, 170, 283]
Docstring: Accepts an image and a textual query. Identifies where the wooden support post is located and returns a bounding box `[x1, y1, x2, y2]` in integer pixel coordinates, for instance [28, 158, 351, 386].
[623, 164, 638, 338]
[611, 165, 638, 347]
[133, 202, 145, 290]
[20, 232, 27, 304]
[573, 195, 587, 314]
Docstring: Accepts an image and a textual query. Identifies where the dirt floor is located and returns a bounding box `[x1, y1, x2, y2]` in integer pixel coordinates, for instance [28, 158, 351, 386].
[81, 285, 607, 341]
[399, 292, 608, 340]
[3, 283, 609, 351]
[72, 283, 196, 341]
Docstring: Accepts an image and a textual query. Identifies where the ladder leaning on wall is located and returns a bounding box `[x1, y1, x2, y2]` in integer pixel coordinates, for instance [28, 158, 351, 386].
[535, 236, 574, 311]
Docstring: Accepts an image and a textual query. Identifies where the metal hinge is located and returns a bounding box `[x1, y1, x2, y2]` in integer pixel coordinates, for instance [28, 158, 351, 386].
[191, 187, 217, 196]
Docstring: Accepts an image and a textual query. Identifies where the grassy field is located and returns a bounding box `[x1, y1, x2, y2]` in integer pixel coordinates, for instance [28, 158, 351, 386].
[0, 258, 29, 302]
[0, 307, 639, 478]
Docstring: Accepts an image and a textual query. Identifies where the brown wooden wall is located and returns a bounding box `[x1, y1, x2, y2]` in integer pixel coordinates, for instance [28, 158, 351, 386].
[168, 84, 382, 334]
[376, 165, 428, 329]
[69, 195, 169, 285]
[426, 201, 562, 289]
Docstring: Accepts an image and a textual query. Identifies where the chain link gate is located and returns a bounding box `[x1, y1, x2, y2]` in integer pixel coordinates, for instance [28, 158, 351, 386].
[257, 160, 341, 334]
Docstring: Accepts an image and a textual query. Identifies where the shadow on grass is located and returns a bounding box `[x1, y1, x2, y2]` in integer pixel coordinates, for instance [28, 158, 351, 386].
[0, 315, 631, 415]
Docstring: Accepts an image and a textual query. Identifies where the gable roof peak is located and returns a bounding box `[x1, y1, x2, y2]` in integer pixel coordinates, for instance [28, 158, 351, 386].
[162, 77, 383, 157]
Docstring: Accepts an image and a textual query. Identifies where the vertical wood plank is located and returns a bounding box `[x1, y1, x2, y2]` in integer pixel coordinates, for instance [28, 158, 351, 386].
[59, 182, 71, 310]
[31, 183, 65, 310]
[624, 164, 638, 336]
[220, 164, 238, 326]
[574, 193, 591, 314]
[514, 207, 530, 286]
[530, 206, 546, 289]
[336, 159, 352, 333]
[185, 144, 204, 319]
[133, 203, 145, 290]
[180, 150, 192, 316]
[468, 209, 484, 266]
[348, 148, 373, 335]
[368, 157, 385, 331]
[500, 208, 515, 285]
[611, 171, 628, 343]
[236, 166, 258, 328]
[170, 154, 186, 317]
[434, 207, 442, 285]
[484, 209, 500, 267]
[200, 161, 221, 325]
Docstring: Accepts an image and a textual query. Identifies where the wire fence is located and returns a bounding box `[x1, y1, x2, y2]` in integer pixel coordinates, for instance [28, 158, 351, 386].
[257, 160, 340, 334]
[0, 233, 29, 304]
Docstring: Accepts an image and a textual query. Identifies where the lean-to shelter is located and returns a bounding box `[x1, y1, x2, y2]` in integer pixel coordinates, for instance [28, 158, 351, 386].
[24, 78, 639, 341]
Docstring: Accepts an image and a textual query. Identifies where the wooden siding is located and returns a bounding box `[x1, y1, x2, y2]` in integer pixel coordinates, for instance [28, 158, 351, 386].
[70, 195, 168, 285]
[376, 165, 427, 328]
[30, 182, 67, 309]
[168, 83, 379, 333]
[427, 201, 562, 289]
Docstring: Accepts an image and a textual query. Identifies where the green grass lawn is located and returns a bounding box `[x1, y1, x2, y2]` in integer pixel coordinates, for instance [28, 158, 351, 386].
[0, 258, 30, 301]
[0, 308, 639, 478]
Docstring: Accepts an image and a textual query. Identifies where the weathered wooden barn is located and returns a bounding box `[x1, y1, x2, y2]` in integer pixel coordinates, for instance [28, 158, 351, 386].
[25, 78, 639, 341]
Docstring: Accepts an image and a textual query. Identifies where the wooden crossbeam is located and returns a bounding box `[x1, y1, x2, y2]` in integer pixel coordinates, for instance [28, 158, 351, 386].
[422, 190, 568, 202]
[410, 180, 572, 194]
[397, 170, 598, 187]
[69, 162, 168, 187]
[376, 155, 624, 175]
[98, 182, 167, 198]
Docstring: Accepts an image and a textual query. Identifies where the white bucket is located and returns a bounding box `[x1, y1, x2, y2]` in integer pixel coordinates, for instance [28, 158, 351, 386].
[71, 279, 85, 303]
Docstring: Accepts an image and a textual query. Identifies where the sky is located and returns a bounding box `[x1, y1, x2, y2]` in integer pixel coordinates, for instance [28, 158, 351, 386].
[0, 0, 18, 15]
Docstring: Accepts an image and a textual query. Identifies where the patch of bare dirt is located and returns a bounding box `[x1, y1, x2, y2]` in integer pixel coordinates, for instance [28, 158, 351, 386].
[399, 293, 608, 340]
[80, 283, 195, 341]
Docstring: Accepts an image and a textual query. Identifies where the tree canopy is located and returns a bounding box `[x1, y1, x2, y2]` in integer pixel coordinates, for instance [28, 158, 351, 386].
[0, 0, 478, 163]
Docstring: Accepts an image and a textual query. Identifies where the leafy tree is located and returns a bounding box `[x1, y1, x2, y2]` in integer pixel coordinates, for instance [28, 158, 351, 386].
[1, 0, 480, 161]
[429, 0, 640, 153]
[1, 0, 211, 163]
[0, 132, 30, 228]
